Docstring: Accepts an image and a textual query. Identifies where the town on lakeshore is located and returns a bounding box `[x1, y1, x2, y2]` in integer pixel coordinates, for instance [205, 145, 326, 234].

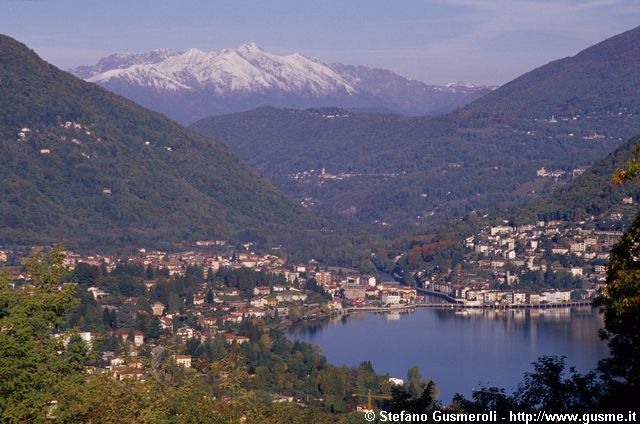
[0, 211, 616, 383]
[421, 218, 623, 308]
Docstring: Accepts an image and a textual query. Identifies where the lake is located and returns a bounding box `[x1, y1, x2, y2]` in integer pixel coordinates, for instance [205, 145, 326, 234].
[288, 306, 609, 403]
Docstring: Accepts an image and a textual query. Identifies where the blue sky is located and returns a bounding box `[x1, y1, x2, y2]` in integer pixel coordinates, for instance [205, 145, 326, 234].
[1, 0, 639, 85]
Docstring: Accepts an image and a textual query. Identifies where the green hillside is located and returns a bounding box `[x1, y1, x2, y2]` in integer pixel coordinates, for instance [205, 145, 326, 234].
[0, 35, 319, 249]
[460, 25, 640, 120]
[515, 134, 640, 224]
[191, 106, 635, 228]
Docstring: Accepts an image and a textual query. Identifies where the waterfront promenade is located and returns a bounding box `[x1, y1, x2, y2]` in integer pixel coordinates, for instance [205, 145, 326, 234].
[343, 289, 593, 314]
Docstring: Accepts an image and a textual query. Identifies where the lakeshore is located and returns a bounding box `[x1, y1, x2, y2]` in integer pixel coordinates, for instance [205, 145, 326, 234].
[342, 290, 594, 315]
[344, 299, 593, 314]
[289, 306, 608, 402]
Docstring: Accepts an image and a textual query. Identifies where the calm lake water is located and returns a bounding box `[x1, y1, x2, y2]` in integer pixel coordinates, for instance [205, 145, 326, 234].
[288, 306, 609, 403]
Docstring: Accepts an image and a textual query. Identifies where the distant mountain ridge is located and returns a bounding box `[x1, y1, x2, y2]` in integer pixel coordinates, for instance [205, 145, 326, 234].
[0, 34, 319, 249]
[71, 43, 493, 123]
[191, 26, 640, 229]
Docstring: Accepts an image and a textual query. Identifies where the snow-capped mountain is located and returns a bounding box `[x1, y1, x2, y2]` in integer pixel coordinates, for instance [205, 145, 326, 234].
[72, 43, 493, 123]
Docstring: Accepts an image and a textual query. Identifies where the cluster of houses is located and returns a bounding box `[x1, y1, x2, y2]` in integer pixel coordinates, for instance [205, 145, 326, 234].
[288, 167, 357, 182]
[66, 244, 419, 309]
[339, 277, 417, 306]
[55, 243, 318, 281]
[3, 242, 425, 381]
[535, 167, 588, 180]
[288, 167, 399, 184]
[426, 280, 573, 307]
[13, 121, 98, 158]
[464, 220, 622, 282]
[416, 218, 632, 307]
[14, 120, 187, 162]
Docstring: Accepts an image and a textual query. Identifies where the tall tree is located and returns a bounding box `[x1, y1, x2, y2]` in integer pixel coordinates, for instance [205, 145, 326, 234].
[594, 152, 640, 404]
[595, 211, 640, 396]
[0, 247, 85, 422]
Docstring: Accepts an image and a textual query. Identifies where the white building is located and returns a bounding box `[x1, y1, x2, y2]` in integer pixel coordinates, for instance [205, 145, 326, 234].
[381, 293, 401, 305]
[570, 267, 583, 277]
[491, 226, 514, 236]
[175, 355, 192, 368]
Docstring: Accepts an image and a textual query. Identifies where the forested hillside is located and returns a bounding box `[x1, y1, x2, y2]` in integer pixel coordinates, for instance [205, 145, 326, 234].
[192, 106, 636, 229]
[515, 134, 640, 224]
[0, 35, 320, 250]
[460, 25, 640, 120]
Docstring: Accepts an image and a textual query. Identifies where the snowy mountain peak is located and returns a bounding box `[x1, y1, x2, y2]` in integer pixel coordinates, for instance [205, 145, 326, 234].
[78, 44, 359, 95]
[72, 45, 493, 123]
[237, 42, 264, 53]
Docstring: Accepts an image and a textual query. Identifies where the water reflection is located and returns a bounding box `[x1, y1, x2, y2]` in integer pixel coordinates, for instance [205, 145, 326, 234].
[288, 306, 608, 403]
